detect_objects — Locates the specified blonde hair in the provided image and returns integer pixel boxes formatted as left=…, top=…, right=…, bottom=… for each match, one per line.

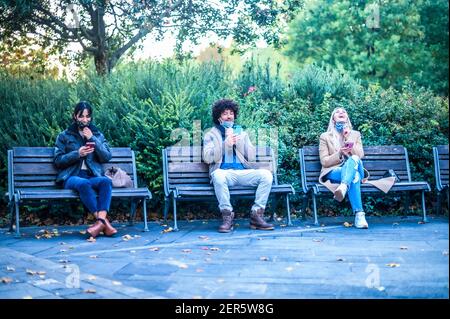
left=326, top=107, right=353, bottom=149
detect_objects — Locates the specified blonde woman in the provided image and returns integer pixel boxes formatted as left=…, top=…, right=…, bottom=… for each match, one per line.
left=318, top=107, right=395, bottom=228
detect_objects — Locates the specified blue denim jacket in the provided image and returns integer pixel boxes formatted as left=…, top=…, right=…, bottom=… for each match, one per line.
left=54, top=123, right=112, bottom=184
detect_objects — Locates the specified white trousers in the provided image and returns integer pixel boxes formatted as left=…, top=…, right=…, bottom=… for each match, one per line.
left=211, top=168, right=273, bottom=212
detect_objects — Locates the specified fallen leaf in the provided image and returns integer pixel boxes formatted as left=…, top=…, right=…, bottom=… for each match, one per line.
left=59, top=249, right=67, bottom=253
left=1, top=277, right=13, bottom=284
left=442, top=251, right=448, bottom=256
left=320, top=224, right=325, bottom=227
left=59, top=242, right=67, bottom=245
left=210, top=247, right=220, bottom=251
left=87, top=275, right=97, bottom=281
left=122, top=234, right=132, bottom=241
left=133, top=235, right=141, bottom=238
left=84, top=289, right=96, bottom=294
left=313, top=238, right=324, bottom=242
left=79, top=230, right=86, bottom=235
left=280, top=224, right=287, bottom=227
left=259, top=256, right=269, bottom=261
left=149, top=247, right=159, bottom=251
left=198, top=236, right=209, bottom=240
left=285, top=267, right=294, bottom=272
left=89, top=255, right=98, bottom=259
left=196, top=268, right=204, bottom=273
left=386, top=263, right=400, bottom=268
left=87, top=237, right=96, bottom=243
left=178, top=263, right=188, bottom=269
left=182, top=249, right=192, bottom=253
left=217, top=278, right=225, bottom=283
left=112, top=281, right=122, bottom=286
left=336, top=258, right=346, bottom=262
left=130, top=250, right=136, bottom=254
left=343, top=222, right=353, bottom=228
left=418, top=221, right=426, bottom=224
left=162, top=227, right=173, bottom=233
left=26, top=269, right=36, bottom=275
left=6, top=266, right=15, bottom=272
left=200, top=246, right=209, bottom=250
left=59, top=260, right=69, bottom=264
left=400, top=246, right=408, bottom=250
left=377, top=286, right=386, bottom=292
left=392, top=223, right=399, bottom=226
left=37, top=271, right=46, bottom=275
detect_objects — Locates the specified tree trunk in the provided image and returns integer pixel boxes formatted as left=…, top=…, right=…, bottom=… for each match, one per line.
left=94, top=51, right=108, bottom=75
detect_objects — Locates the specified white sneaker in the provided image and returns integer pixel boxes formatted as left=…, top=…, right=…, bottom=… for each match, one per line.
left=355, top=212, right=369, bottom=229
left=333, top=183, right=348, bottom=202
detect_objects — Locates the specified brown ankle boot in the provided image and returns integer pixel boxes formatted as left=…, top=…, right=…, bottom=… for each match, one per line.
left=218, top=209, right=234, bottom=233
left=86, top=220, right=105, bottom=238
left=250, top=208, right=274, bottom=230
left=100, top=217, right=117, bottom=236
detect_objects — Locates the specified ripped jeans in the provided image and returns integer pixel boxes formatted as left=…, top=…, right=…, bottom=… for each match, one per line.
left=326, top=155, right=364, bottom=213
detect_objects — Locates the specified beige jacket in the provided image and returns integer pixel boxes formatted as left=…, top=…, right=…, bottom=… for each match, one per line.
left=318, top=130, right=395, bottom=193
left=202, top=126, right=257, bottom=177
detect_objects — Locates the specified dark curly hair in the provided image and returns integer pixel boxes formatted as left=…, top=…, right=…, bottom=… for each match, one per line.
left=211, top=99, right=239, bottom=125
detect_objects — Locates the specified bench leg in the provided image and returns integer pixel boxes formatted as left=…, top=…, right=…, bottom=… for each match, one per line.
left=172, top=196, right=179, bottom=232
left=129, top=200, right=137, bottom=226
left=436, top=191, right=443, bottom=215
left=403, top=195, right=410, bottom=218
left=8, top=200, right=15, bottom=232
left=301, top=195, right=308, bottom=221
left=14, top=194, right=21, bottom=238
left=163, top=196, right=170, bottom=223
left=142, top=198, right=149, bottom=232
left=312, top=193, right=319, bottom=226
left=286, top=194, right=292, bottom=226
left=421, top=191, right=428, bottom=223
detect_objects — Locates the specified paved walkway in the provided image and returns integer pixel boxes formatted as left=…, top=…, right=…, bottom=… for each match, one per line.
left=0, top=215, right=448, bottom=299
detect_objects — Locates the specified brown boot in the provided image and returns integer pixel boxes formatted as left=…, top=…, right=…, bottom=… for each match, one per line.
left=100, top=217, right=117, bottom=236
left=86, top=220, right=105, bottom=238
left=218, top=209, right=234, bottom=233
left=250, top=208, right=274, bottom=230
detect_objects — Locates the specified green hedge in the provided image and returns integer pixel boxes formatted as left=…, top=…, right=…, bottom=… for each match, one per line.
left=0, top=60, right=448, bottom=224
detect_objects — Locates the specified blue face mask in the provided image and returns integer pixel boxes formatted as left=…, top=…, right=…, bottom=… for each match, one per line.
left=335, top=121, right=347, bottom=133
left=220, top=120, right=234, bottom=129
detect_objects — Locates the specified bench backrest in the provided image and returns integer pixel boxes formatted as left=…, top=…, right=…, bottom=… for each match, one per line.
left=299, top=145, right=412, bottom=193
left=162, top=146, right=278, bottom=196
left=433, top=145, right=449, bottom=191
left=7, top=147, right=138, bottom=199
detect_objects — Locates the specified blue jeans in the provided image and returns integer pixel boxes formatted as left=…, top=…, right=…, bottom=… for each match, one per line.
left=326, top=155, right=364, bottom=213
left=64, top=171, right=112, bottom=214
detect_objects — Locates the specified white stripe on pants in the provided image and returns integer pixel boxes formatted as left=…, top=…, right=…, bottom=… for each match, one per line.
left=211, top=168, right=273, bottom=212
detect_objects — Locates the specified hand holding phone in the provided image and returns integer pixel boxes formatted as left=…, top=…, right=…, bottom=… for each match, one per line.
left=85, top=142, right=95, bottom=150
left=344, top=141, right=354, bottom=149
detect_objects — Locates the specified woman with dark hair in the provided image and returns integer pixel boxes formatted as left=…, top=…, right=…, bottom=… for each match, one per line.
left=54, top=101, right=117, bottom=238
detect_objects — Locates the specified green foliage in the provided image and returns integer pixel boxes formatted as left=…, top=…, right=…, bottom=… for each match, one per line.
left=0, top=61, right=448, bottom=223
left=285, top=0, right=449, bottom=95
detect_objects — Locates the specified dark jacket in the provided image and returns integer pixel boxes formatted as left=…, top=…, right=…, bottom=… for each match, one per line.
left=54, top=123, right=112, bottom=184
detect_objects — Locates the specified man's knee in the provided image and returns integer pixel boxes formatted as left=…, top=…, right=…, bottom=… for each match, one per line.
left=212, top=170, right=228, bottom=185
left=77, top=179, right=92, bottom=192
left=259, top=169, right=273, bottom=184
left=99, top=177, right=112, bottom=187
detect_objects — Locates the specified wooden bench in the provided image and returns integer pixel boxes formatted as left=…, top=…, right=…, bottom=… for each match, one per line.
left=299, top=145, right=431, bottom=225
left=162, top=146, right=295, bottom=230
left=6, top=147, right=152, bottom=237
left=433, top=145, right=449, bottom=214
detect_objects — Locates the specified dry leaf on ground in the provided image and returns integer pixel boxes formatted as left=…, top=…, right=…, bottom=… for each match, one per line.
left=386, top=263, right=400, bottom=268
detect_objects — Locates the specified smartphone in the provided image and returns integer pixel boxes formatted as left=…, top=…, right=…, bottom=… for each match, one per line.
left=344, top=141, right=354, bottom=148
left=86, top=142, right=95, bottom=150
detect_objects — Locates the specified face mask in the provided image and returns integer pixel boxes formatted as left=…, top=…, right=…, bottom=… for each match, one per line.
left=77, top=120, right=90, bottom=129
left=335, top=121, right=346, bottom=133
left=220, top=120, right=234, bottom=129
